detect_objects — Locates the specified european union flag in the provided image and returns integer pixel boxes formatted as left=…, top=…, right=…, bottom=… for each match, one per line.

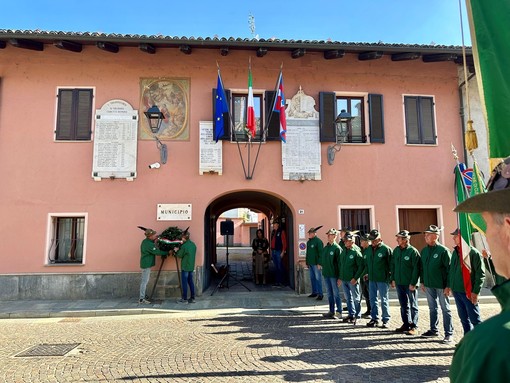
left=214, top=73, right=229, bottom=142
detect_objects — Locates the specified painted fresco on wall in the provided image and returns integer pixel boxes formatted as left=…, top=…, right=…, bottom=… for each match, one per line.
left=139, top=78, right=190, bottom=140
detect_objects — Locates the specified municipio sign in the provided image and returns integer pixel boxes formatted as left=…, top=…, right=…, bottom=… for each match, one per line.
left=157, top=204, right=192, bottom=221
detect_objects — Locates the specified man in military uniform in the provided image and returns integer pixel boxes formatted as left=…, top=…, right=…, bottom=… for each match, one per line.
left=446, top=228, right=485, bottom=335
left=321, top=228, right=342, bottom=319
left=420, top=225, right=453, bottom=343
left=450, top=186, right=510, bottom=382
left=364, top=229, right=393, bottom=328
left=339, top=232, right=364, bottom=323
left=359, top=233, right=372, bottom=317
left=391, top=230, right=421, bottom=335
left=306, top=226, right=324, bottom=300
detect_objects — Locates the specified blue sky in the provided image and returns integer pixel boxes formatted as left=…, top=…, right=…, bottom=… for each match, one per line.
left=1, top=0, right=470, bottom=46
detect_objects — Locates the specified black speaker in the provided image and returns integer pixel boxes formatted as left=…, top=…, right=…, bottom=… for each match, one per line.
left=220, top=220, right=234, bottom=235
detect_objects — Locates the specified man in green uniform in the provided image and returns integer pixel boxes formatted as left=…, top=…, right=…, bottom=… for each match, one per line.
left=321, top=228, right=343, bottom=319
left=339, top=232, right=364, bottom=323
left=175, top=230, right=197, bottom=304
left=139, top=228, right=168, bottom=304
left=450, top=186, right=510, bottom=382
left=364, top=229, right=392, bottom=328
left=420, top=225, right=453, bottom=343
left=391, top=230, right=421, bottom=335
left=359, top=233, right=372, bottom=318
left=446, top=228, right=485, bottom=335
left=306, top=226, right=324, bottom=300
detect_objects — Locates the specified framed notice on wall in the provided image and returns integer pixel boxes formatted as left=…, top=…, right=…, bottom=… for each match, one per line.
left=92, top=99, right=138, bottom=181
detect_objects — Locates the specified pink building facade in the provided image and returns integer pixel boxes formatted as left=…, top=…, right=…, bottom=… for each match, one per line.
left=0, top=30, right=471, bottom=299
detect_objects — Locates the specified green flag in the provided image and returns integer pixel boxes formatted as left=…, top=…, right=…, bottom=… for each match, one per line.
left=468, top=162, right=487, bottom=234
left=455, top=164, right=473, bottom=297
left=466, top=0, right=510, bottom=158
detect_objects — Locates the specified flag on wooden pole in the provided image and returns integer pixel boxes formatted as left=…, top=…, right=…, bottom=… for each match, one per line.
left=465, top=0, right=510, bottom=158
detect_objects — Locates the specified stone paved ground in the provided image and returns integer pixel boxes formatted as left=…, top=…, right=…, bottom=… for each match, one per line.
left=0, top=302, right=502, bottom=383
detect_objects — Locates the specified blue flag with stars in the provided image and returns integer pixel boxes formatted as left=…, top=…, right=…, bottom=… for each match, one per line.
left=214, top=72, right=229, bottom=142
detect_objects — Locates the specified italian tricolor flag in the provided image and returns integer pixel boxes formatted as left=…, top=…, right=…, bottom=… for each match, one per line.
left=246, top=66, right=256, bottom=139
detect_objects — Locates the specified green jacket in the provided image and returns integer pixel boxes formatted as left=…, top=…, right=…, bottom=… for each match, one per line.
left=450, top=280, right=510, bottom=382
left=140, top=238, right=167, bottom=269
left=449, top=246, right=485, bottom=294
left=363, top=242, right=392, bottom=283
left=339, top=247, right=364, bottom=282
left=306, top=236, right=323, bottom=266
left=391, top=244, right=421, bottom=286
left=176, top=239, right=196, bottom=272
left=321, top=242, right=342, bottom=278
left=420, top=243, right=451, bottom=289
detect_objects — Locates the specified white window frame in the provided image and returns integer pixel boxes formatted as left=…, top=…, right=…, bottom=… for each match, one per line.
left=45, top=212, right=88, bottom=266
left=338, top=205, right=376, bottom=232
left=335, top=91, right=370, bottom=145
left=54, top=86, right=96, bottom=142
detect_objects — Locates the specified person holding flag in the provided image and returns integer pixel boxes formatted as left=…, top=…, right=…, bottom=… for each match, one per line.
left=446, top=228, right=485, bottom=335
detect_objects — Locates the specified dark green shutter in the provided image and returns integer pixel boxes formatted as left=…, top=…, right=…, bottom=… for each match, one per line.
left=404, top=96, right=420, bottom=144
left=56, top=89, right=92, bottom=140
left=212, top=88, right=231, bottom=141
left=75, top=89, right=93, bottom=140
left=319, top=92, right=336, bottom=142
left=265, top=91, right=280, bottom=141
left=368, top=94, right=385, bottom=143
left=420, top=97, right=436, bottom=144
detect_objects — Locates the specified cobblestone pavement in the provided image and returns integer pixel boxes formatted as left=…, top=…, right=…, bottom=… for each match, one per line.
left=0, top=302, right=502, bottom=383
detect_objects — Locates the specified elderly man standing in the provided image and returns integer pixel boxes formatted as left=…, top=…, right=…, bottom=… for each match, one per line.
left=445, top=228, right=485, bottom=335
left=139, top=228, right=168, bottom=304
left=359, top=233, right=372, bottom=318
left=339, top=232, right=364, bottom=323
left=450, top=187, right=510, bottom=382
left=420, top=225, right=453, bottom=343
left=306, top=226, right=324, bottom=300
left=270, top=220, right=287, bottom=286
left=391, top=230, right=421, bottom=335
left=321, top=228, right=343, bottom=319
left=364, top=229, right=393, bottom=328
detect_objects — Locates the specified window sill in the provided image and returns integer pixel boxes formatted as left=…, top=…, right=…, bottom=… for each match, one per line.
left=46, top=262, right=85, bottom=266
left=405, top=143, right=438, bottom=147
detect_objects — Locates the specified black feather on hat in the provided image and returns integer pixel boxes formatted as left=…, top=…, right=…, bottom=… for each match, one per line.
left=137, top=226, right=148, bottom=231
left=308, top=225, right=323, bottom=233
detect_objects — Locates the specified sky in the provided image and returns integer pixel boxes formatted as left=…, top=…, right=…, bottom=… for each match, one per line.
left=0, top=0, right=471, bottom=46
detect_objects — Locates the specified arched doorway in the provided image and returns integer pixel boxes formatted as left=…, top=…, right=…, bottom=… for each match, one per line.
left=203, top=190, right=294, bottom=292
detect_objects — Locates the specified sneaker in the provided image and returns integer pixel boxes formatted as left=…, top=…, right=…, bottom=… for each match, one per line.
left=381, top=322, right=389, bottom=329
left=177, top=298, right=188, bottom=304
left=442, top=335, right=453, bottom=344
left=342, top=316, right=354, bottom=323
left=406, top=328, right=419, bottom=336
left=188, top=298, right=196, bottom=304
left=395, top=324, right=410, bottom=333
left=139, top=298, right=151, bottom=304
left=322, top=312, right=335, bottom=319
left=335, top=311, right=343, bottom=319
left=308, top=293, right=318, bottom=298
left=316, top=295, right=323, bottom=301
left=366, top=319, right=379, bottom=327
left=361, top=311, right=371, bottom=318
left=422, top=330, right=439, bottom=337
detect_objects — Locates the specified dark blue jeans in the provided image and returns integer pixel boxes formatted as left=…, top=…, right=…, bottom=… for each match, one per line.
left=453, top=291, right=482, bottom=334
left=396, top=284, right=419, bottom=328
left=181, top=270, right=195, bottom=300
left=271, top=250, right=284, bottom=284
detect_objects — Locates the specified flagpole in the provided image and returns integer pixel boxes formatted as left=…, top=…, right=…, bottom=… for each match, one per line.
left=250, top=66, right=284, bottom=179
left=217, top=63, right=249, bottom=179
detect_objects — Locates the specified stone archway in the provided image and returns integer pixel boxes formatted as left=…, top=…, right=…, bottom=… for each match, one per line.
left=203, top=191, right=294, bottom=292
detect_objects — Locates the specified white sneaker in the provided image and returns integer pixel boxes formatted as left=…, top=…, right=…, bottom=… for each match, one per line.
left=442, top=335, right=453, bottom=344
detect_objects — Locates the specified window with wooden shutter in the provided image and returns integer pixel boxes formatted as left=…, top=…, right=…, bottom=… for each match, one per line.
left=56, top=88, right=93, bottom=141
left=319, top=92, right=336, bottom=142
left=404, top=96, right=436, bottom=145
left=368, top=94, right=385, bottom=143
